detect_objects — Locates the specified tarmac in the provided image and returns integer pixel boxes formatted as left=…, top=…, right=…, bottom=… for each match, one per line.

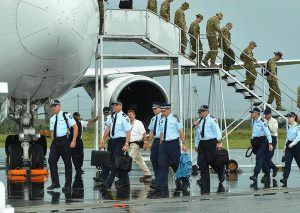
left=1, top=148, right=300, bottom=213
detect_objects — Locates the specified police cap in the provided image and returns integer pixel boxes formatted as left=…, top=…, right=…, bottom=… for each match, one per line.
left=198, top=105, right=209, bottom=112
left=152, top=102, right=161, bottom=109
left=160, top=103, right=171, bottom=109
left=249, top=107, right=261, bottom=113
left=182, top=2, right=189, bottom=9
left=73, top=112, right=80, bottom=116
left=111, top=100, right=122, bottom=105
left=50, top=99, right=60, bottom=107
left=285, top=112, right=297, bottom=117
left=217, top=12, right=223, bottom=19
left=274, top=51, right=283, bottom=59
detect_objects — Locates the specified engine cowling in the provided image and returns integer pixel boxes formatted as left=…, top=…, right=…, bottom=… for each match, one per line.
left=84, top=74, right=169, bottom=125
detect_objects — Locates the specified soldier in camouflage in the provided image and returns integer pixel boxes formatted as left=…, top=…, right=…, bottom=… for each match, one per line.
left=240, top=41, right=257, bottom=90
left=202, top=13, right=224, bottom=68
left=188, top=14, right=204, bottom=66
left=147, top=0, right=157, bottom=14
left=266, top=52, right=286, bottom=111
left=219, top=22, right=234, bottom=74
left=98, top=0, right=104, bottom=35
left=160, top=0, right=173, bottom=22
left=174, top=2, right=189, bottom=54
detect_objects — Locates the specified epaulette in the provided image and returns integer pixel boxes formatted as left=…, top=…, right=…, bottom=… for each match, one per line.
left=122, top=112, right=127, bottom=117
left=173, top=114, right=180, bottom=122
left=211, top=116, right=218, bottom=123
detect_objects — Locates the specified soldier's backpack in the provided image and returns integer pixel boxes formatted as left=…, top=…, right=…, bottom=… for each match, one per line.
left=262, top=59, right=272, bottom=76
left=176, top=153, right=192, bottom=178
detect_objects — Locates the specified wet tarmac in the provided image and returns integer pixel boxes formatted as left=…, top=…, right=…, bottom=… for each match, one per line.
left=1, top=148, right=300, bottom=213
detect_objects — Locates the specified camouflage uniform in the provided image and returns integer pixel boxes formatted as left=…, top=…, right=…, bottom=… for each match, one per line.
left=147, top=0, right=157, bottom=13
left=98, top=0, right=104, bottom=35
left=203, top=16, right=222, bottom=65
left=188, top=20, right=203, bottom=64
left=240, top=47, right=257, bottom=89
left=297, top=86, right=300, bottom=109
left=175, top=8, right=187, bottom=54
left=160, top=0, right=171, bottom=22
left=267, top=58, right=282, bottom=107
left=219, top=26, right=232, bottom=70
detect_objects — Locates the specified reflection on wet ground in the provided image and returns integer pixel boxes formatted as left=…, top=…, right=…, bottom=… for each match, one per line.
left=1, top=149, right=300, bottom=212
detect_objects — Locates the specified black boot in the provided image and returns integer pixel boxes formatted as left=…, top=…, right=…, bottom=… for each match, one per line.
left=272, top=167, right=279, bottom=177
left=175, top=179, right=183, bottom=191
left=249, top=172, right=258, bottom=182
left=280, top=177, right=288, bottom=187
left=261, top=173, right=267, bottom=183
left=264, top=173, right=271, bottom=188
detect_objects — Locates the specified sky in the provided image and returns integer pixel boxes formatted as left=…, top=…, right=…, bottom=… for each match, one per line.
left=57, top=0, right=300, bottom=120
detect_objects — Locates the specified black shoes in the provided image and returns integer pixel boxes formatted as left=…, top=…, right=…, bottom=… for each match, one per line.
left=62, top=185, right=72, bottom=192
left=175, top=179, right=183, bottom=191
left=280, top=177, right=287, bottom=187
left=47, top=184, right=60, bottom=191
left=273, top=167, right=279, bottom=177
left=250, top=173, right=258, bottom=182
left=150, top=182, right=163, bottom=191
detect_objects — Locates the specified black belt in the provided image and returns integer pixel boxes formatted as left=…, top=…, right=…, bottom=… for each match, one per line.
left=163, top=138, right=179, bottom=143
left=200, top=138, right=217, bottom=142
left=253, top=136, right=266, bottom=140
left=129, top=141, right=142, bottom=144
left=110, top=137, right=126, bottom=141
left=55, top=135, right=68, bottom=140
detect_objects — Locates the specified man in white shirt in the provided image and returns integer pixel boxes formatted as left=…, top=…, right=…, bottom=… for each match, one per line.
left=128, top=110, right=152, bottom=182
left=262, top=107, right=279, bottom=180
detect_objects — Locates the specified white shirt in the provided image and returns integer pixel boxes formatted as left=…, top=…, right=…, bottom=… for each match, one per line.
left=79, top=120, right=89, bottom=139
left=266, top=117, right=278, bottom=136
left=130, top=119, right=146, bottom=142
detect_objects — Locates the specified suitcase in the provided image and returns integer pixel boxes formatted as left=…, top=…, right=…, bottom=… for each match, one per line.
left=91, top=150, right=111, bottom=168
left=115, top=152, right=132, bottom=172
left=215, top=148, right=229, bottom=166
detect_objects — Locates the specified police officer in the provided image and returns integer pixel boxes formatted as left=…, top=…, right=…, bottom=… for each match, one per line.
left=150, top=103, right=189, bottom=192
left=261, top=107, right=279, bottom=181
left=47, top=100, right=78, bottom=192
left=93, top=107, right=112, bottom=183
left=249, top=107, right=273, bottom=184
left=99, top=100, right=131, bottom=189
left=194, top=105, right=224, bottom=194
left=71, top=112, right=99, bottom=180
left=147, top=102, right=162, bottom=181
left=280, top=112, right=300, bottom=187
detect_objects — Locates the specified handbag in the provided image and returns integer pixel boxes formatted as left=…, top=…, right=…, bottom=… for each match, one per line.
left=115, top=152, right=132, bottom=172
left=91, top=150, right=111, bottom=168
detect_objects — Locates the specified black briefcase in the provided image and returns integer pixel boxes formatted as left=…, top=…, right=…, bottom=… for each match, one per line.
left=215, top=149, right=229, bottom=166
left=115, top=152, right=132, bottom=172
left=91, top=150, right=111, bottom=168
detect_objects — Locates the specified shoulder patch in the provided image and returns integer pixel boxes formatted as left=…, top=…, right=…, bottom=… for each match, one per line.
left=122, top=112, right=127, bottom=117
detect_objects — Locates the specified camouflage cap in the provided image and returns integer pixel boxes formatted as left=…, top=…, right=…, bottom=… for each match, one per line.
left=274, top=51, right=283, bottom=59
left=182, top=2, right=189, bottom=9
left=217, top=12, right=223, bottom=19
left=196, top=14, right=204, bottom=19
left=249, top=41, right=257, bottom=47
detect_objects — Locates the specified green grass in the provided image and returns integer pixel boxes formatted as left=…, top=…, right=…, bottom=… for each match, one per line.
left=0, top=129, right=287, bottom=149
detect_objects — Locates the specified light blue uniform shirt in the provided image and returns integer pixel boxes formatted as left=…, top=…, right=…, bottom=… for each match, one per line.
left=286, top=123, right=300, bottom=146
left=194, top=114, right=221, bottom=148
left=148, top=113, right=162, bottom=139
left=50, top=111, right=76, bottom=137
left=251, top=117, right=272, bottom=144
left=159, top=114, right=183, bottom=141
left=107, top=111, right=131, bottom=139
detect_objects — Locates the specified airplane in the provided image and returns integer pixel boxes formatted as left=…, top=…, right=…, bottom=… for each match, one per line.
left=1, top=0, right=300, bottom=175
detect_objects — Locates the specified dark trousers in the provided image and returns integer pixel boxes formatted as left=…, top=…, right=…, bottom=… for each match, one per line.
left=104, top=137, right=129, bottom=187
left=262, top=136, right=277, bottom=173
left=254, top=138, right=269, bottom=174
left=156, top=139, right=181, bottom=188
left=197, top=139, right=224, bottom=193
left=71, top=139, right=84, bottom=178
left=150, top=138, right=160, bottom=179
left=48, top=136, right=72, bottom=186
left=283, top=142, right=300, bottom=178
